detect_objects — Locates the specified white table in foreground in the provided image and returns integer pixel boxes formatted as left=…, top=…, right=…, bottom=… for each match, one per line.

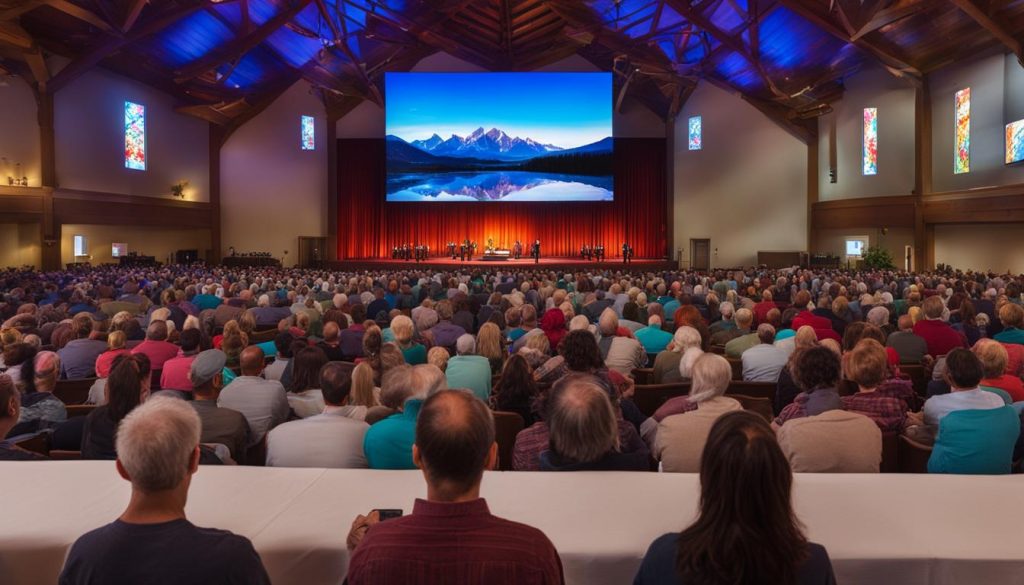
left=2, top=462, right=1023, bottom=585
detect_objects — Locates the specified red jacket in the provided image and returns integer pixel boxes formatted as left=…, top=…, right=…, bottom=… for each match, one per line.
left=912, top=319, right=967, bottom=357
left=792, top=311, right=831, bottom=332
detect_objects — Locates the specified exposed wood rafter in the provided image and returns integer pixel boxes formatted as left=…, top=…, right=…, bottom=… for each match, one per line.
left=947, top=0, right=1024, bottom=66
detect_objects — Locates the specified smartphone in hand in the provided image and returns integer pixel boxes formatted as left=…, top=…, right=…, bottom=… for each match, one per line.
left=374, top=509, right=403, bottom=521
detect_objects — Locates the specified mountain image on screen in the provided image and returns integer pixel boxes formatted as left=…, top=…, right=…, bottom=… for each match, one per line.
left=385, top=72, right=614, bottom=202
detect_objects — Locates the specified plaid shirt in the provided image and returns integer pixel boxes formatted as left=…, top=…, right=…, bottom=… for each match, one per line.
left=774, top=391, right=812, bottom=426
left=841, top=378, right=914, bottom=432
left=512, top=419, right=647, bottom=471
left=653, top=396, right=699, bottom=422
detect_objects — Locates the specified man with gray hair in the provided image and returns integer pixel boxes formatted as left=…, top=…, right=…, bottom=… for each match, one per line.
left=887, top=315, right=929, bottom=364
left=708, top=301, right=736, bottom=336
left=363, top=364, right=448, bottom=469
left=444, top=334, right=492, bottom=402
left=720, top=308, right=755, bottom=355
left=741, top=324, right=788, bottom=382
left=251, top=294, right=292, bottom=328
left=597, top=308, right=646, bottom=377
left=59, top=396, right=271, bottom=585
left=635, top=314, right=673, bottom=354
left=539, top=374, right=649, bottom=471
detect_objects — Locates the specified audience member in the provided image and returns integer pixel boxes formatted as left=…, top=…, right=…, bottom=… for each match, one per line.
left=11, top=350, right=66, bottom=436
left=597, top=309, right=646, bottom=377
left=840, top=339, right=913, bottom=432
left=346, top=390, right=563, bottom=585
left=652, top=326, right=701, bottom=384
left=59, top=396, right=271, bottom=584
left=886, top=314, right=929, bottom=363
left=635, top=411, right=835, bottom=585
left=445, top=334, right=492, bottom=402
left=722, top=308, right=757, bottom=357
left=82, top=354, right=150, bottom=459
left=635, top=315, right=672, bottom=355
left=189, top=349, right=250, bottom=464
left=263, top=332, right=294, bottom=382
left=286, top=346, right=329, bottom=419
left=58, top=313, right=106, bottom=379
left=655, top=354, right=742, bottom=472
left=363, top=365, right=447, bottom=469
left=391, top=315, right=426, bottom=365
left=913, top=296, right=967, bottom=357
left=0, top=375, right=46, bottom=459
left=490, top=354, right=540, bottom=427
left=218, top=346, right=289, bottom=445
left=267, top=363, right=369, bottom=468
left=741, top=324, right=788, bottom=382
left=159, top=328, right=201, bottom=393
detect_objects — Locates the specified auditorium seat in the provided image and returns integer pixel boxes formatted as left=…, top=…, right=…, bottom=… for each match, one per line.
left=630, top=368, right=654, bottom=385
left=493, top=411, right=525, bottom=471
left=65, top=405, right=97, bottom=419
left=726, top=357, right=742, bottom=380
left=632, top=383, right=691, bottom=417
left=14, top=433, right=49, bottom=457
left=900, top=364, right=928, bottom=397
left=251, top=329, right=278, bottom=344
left=48, top=450, right=82, bottom=460
left=150, top=370, right=162, bottom=391
left=725, top=381, right=775, bottom=404
left=53, top=379, right=96, bottom=405
left=880, top=431, right=899, bottom=473
left=729, top=394, right=772, bottom=422
left=898, top=435, right=933, bottom=474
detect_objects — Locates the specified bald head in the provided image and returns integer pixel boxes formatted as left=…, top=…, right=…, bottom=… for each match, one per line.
left=240, top=346, right=265, bottom=376
left=322, top=321, right=340, bottom=342
left=414, top=390, right=496, bottom=498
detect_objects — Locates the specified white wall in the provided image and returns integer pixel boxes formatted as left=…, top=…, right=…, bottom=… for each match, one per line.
left=60, top=223, right=211, bottom=266
left=0, top=78, right=41, bottom=187
left=54, top=67, right=209, bottom=201
left=674, top=82, right=807, bottom=268
left=934, top=223, right=1024, bottom=273
left=818, top=66, right=916, bottom=200
left=930, top=53, right=1024, bottom=192
left=335, top=51, right=665, bottom=138
left=220, top=81, right=327, bottom=260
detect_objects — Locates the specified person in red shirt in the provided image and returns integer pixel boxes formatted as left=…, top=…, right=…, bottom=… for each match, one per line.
left=346, top=390, right=564, bottom=585
left=912, top=296, right=967, bottom=358
left=753, top=290, right=777, bottom=325
left=160, top=329, right=202, bottom=393
left=130, top=320, right=181, bottom=371
left=975, top=339, right=1024, bottom=402
left=94, top=331, right=130, bottom=378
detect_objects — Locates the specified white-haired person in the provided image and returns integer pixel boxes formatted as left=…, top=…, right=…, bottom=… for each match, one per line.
left=741, top=324, right=788, bottom=383
left=597, top=308, right=646, bottom=378
left=444, top=334, right=492, bottom=402
left=390, top=315, right=426, bottom=365
left=708, top=301, right=736, bottom=336
left=654, top=353, right=743, bottom=472
left=652, top=326, right=702, bottom=384
left=59, top=396, right=270, bottom=584
left=635, top=314, right=673, bottom=355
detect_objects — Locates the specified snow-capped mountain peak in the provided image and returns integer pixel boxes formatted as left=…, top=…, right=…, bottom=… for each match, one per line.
left=412, top=127, right=564, bottom=160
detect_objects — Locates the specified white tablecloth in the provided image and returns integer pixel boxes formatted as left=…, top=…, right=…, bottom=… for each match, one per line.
left=2, top=462, right=1023, bottom=585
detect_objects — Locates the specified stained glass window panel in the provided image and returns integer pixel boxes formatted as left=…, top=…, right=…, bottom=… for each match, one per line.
left=688, top=116, right=702, bottom=151
left=301, top=115, right=315, bottom=150
left=124, top=101, right=146, bottom=171
left=954, top=88, right=970, bottom=174
left=863, top=107, right=877, bottom=176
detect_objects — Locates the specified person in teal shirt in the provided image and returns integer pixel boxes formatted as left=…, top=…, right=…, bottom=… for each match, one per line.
left=363, top=399, right=423, bottom=469
left=928, top=406, right=1020, bottom=474
left=390, top=315, right=426, bottom=365
left=635, top=316, right=673, bottom=355
left=445, top=335, right=493, bottom=402
left=191, top=286, right=222, bottom=312
left=993, top=304, right=1024, bottom=344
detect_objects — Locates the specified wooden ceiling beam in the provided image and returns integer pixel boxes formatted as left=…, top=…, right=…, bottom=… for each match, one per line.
left=850, top=0, right=927, bottom=41
left=43, top=0, right=117, bottom=34
left=0, top=20, right=33, bottom=48
left=776, top=0, right=922, bottom=80
left=0, top=1, right=46, bottom=21
left=23, top=45, right=48, bottom=90
left=121, top=0, right=148, bottom=33
left=174, top=0, right=312, bottom=83
left=947, top=0, right=1024, bottom=67
left=47, top=0, right=213, bottom=94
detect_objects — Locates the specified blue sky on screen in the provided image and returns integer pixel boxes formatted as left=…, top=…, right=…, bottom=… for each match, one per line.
left=385, top=72, right=611, bottom=149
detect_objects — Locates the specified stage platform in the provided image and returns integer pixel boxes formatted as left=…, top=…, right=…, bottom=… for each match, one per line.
left=328, top=257, right=676, bottom=272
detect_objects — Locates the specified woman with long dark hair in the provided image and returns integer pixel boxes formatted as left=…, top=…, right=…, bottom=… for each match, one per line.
left=81, top=353, right=150, bottom=459
left=635, top=410, right=836, bottom=585
left=287, top=346, right=329, bottom=418
left=490, top=353, right=539, bottom=426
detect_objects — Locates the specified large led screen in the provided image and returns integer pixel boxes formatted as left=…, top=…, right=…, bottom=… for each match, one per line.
left=385, top=72, right=613, bottom=202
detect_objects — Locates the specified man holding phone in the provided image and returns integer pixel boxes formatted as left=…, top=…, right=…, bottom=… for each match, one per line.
left=346, top=390, right=564, bottom=584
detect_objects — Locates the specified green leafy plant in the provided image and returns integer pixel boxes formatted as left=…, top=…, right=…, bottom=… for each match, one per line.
left=171, top=180, right=189, bottom=198
left=861, top=246, right=895, bottom=270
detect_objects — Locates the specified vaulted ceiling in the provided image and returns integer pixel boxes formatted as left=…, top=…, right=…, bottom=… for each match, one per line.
left=2, top=0, right=1024, bottom=142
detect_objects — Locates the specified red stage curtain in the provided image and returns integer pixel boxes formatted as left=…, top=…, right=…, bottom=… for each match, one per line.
left=337, top=138, right=667, bottom=259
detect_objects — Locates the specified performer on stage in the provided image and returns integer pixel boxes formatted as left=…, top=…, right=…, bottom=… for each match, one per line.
left=513, top=240, right=523, bottom=260
left=581, top=244, right=590, bottom=261
left=595, top=244, right=604, bottom=261
left=622, top=242, right=632, bottom=264
left=531, top=239, right=541, bottom=264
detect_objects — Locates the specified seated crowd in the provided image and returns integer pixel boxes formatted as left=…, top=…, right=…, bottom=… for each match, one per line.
left=2, top=262, right=1023, bottom=582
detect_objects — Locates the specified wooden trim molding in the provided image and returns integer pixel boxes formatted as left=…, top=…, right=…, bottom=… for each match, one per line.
left=52, top=188, right=213, bottom=229
left=812, top=195, right=917, bottom=230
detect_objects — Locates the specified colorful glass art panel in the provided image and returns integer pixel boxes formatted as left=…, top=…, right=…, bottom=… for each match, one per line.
left=124, top=101, right=145, bottom=171
left=1007, top=119, right=1024, bottom=165
left=863, top=107, right=877, bottom=176
left=954, top=88, right=970, bottom=174
left=301, top=115, right=315, bottom=150
left=688, top=116, right=702, bottom=151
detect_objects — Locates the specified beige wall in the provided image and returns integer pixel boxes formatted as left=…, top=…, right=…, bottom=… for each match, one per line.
left=674, top=82, right=807, bottom=268
left=0, top=79, right=41, bottom=187
left=818, top=66, right=916, bottom=201
left=930, top=53, right=1024, bottom=192
left=60, top=224, right=210, bottom=266
left=814, top=227, right=915, bottom=270
left=0, top=223, right=42, bottom=269
left=934, top=224, right=1024, bottom=273
left=220, top=81, right=327, bottom=262
left=54, top=66, right=209, bottom=201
